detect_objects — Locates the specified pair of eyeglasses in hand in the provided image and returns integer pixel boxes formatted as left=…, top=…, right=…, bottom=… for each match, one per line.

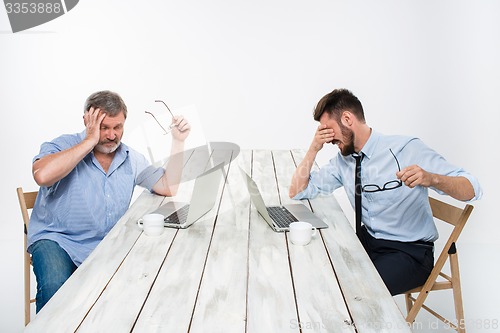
left=144, top=100, right=177, bottom=135
left=362, top=149, right=402, bottom=193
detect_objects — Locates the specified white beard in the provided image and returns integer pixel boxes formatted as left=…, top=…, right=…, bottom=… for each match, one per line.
left=95, top=141, right=120, bottom=154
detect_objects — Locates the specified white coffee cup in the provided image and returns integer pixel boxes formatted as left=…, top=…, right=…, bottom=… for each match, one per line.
left=137, top=213, right=165, bottom=236
left=289, top=221, right=317, bottom=245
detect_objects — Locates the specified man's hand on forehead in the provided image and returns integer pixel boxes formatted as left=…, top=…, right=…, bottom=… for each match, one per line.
left=84, top=107, right=107, bottom=126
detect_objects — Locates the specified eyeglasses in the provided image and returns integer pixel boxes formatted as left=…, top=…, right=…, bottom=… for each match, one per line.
left=154, top=100, right=175, bottom=118
left=144, top=100, right=176, bottom=135
left=362, top=149, right=402, bottom=193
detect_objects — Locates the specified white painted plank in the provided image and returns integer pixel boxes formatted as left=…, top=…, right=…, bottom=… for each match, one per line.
left=76, top=230, right=178, bottom=331
left=25, top=149, right=197, bottom=332
left=246, top=150, right=299, bottom=333
left=131, top=150, right=231, bottom=332
left=27, top=147, right=412, bottom=333
left=273, top=150, right=355, bottom=333
left=189, top=150, right=249, bottom=332
left=24, top=190, right=164, bottom=332
left=291, top=149, right=411, bottom=332
left=78, top=148, right=211, bottom=331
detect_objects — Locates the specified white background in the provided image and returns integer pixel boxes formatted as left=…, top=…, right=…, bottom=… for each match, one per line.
left=1, top=0, right=498, bottom=331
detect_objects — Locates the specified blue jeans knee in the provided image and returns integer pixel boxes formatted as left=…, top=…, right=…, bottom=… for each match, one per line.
left=29, top=239, right=77, bottom=313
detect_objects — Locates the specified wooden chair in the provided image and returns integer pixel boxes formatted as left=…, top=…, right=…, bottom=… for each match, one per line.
left=405, top=196, right=474, bottom=333
left=17, top=187, right=38, bottom=326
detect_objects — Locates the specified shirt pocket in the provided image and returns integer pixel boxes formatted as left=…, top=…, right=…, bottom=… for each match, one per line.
left=364, top=186, right=406, bottom=207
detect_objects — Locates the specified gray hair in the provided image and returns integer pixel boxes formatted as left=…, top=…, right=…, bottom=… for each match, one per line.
left=84, top=90, right=128, bottom=118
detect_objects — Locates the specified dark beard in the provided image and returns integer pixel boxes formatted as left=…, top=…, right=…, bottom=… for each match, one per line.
left=338, top=124, right=355, bottom=156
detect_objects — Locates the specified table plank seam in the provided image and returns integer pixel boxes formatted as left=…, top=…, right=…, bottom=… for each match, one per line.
left=272, top=150, right=304, bottom=331
left=186, top=151, right=234, bottom=332
left=319, top=230, right=356, bottom=329
left=243, top=150, right=255, bottom=333
left=129, top=229, right=180, bottom=331
left=74, top=223, right=146, bottom=332
left=284, top=231, right=304, bottom=332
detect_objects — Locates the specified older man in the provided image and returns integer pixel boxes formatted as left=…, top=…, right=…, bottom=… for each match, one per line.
left=28, top=90, right=190, bottom=311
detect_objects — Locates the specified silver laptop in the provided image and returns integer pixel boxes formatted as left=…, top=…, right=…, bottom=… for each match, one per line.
left=239, top=167, right=328, bottom=232
left=152, top=162, right=224, bottom=229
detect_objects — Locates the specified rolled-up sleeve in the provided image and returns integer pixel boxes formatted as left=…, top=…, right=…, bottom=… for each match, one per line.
left=292, top=173, right=321, bottom=200
left=129, top=149, right=165, bottom=191
left=33, top=133, right=82, bottom=163
left=405, top=138, right=483, bottom=202
left=292, top=157, right=343, bottom=200
left=432, top=170, right=483, bottom=202
left=459, top=174, right=482, bottom=201
left=137, top=165, right=165, bottom=191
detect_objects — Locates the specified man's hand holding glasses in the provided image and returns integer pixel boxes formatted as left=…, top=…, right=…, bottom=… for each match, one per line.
left=170, top=115, right=190, bottom=142
left=145, top=100, right=191, bottom=141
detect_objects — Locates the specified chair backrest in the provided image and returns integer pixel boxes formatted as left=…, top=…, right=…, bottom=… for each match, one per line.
left=17, top=187, right=38, bottom=326
left=429, top=196, right=473, bottom=227
left=406, top=196, right=474, bottom=331
left=429, top=196, right=473, bottom=256
left=17, top=187, right=38, bottom=229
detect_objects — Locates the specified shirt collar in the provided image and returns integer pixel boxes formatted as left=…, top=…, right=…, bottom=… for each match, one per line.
left=358, top=129, right=380, bottom=161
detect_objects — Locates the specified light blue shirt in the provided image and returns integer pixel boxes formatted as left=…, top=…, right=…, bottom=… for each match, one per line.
left=294, top=131, right=482, bottom=242
left=28, top=131, right=165, bottom=265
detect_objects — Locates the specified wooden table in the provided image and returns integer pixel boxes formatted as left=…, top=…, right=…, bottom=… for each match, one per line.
left=25, top=148, right=411, bottom=332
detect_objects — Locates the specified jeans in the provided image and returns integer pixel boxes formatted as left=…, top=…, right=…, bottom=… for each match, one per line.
left=29, top=239, right=77, bottom=313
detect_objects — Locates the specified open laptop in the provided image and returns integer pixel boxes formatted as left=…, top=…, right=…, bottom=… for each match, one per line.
left=239, top=167, right=328, bottom=232
left=151, top=162, right=224, bottom=229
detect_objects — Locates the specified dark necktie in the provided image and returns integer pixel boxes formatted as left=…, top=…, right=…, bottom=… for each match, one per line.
left=353, top=153, right=363, bottom=237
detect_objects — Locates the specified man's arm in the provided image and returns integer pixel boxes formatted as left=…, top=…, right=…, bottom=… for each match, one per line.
left=289, top=124, right=335, bottom=198
left=33, top=108, right=104, bottom=187
left=152, top=116, right=191, bottom=196
left=397, top=165, right=475, bottom=201
left=289, top=149, right=318, bottom=198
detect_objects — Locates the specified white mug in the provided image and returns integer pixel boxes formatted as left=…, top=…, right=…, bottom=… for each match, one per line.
left=289, top=221, right=317, bottom=245
left=137, top=213, right=165, bottom=236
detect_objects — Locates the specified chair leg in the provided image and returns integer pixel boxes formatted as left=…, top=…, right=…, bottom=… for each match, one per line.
left=405, top=293, right=413, bottom=315
left=450, top=252, right=465, bottom=333
left=24, top=295, right=30, bottom=326
left=24, top=246, right=31, bottom=325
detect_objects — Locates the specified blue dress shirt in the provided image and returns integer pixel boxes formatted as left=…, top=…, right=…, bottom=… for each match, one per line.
left=28, top=131, right=165, bottom=265
left=293, top=131, right=482, bottom=242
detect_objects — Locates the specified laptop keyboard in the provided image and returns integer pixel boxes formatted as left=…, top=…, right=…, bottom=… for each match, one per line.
left=266, top=206, right=298, bottom=228
left=164, top=205, right=190, bottom=225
